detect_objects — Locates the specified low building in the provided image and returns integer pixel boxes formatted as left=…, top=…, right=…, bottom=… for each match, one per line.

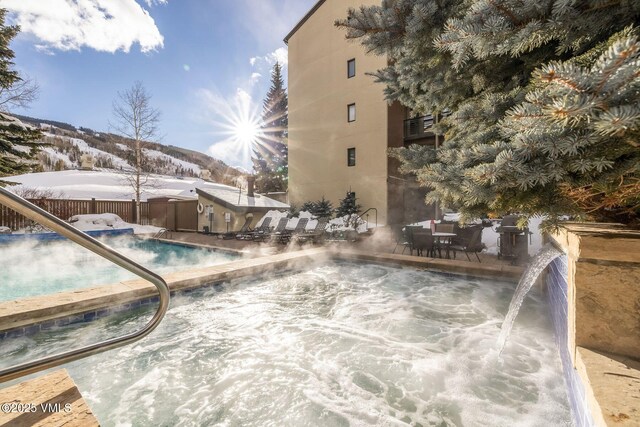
left=195, top=179, right=289, bottom=234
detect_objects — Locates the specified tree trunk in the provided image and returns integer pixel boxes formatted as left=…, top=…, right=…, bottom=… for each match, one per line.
left=135, top=139, right=141, bottom=225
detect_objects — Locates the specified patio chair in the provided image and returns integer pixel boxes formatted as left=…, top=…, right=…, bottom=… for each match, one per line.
left=278, top=217, right=309, bottom=244
left=412, top=230, right=435, bottom=257
left=235, top=217, right=257, bottom=240
left=435, top=223, right=455, bottom=234
left=391, top=225, right=412, bottom=254
left=241, top=216, right=272, bottom=241
left=451, top=227, right=484, bottom=262
left=256, top=217, right=289, bottom=242
left=296, top=217, right=329, bottom=243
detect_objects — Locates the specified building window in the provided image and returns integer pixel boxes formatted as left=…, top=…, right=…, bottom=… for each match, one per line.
left=347, top=148, right=356, bottom=167
left=348, top=103, right=356, bottom=122
left=347, top=59, right=356, bottom=78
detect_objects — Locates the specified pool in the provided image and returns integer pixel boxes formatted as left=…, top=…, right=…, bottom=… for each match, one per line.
left=0, top=262, right=572, bottom=426
left=0, top=237, right=237, bottom=302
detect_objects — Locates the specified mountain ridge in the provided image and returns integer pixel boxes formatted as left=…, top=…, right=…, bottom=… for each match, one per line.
left=12, top=113, right=244, bottom=186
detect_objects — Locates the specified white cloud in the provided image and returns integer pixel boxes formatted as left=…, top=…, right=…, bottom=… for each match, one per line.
left=1, top=0, right=166, bottom=53
left=250, top=47, right=288, bottom=69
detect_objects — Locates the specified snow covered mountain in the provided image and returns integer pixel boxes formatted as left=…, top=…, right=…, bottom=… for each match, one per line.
left=13, top=114, right=243, bottom=186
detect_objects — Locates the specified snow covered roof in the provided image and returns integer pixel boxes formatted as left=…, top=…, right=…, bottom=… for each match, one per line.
left=6, top=170, right=239, bottom=201
left=196, top=187, right=289, bottom=211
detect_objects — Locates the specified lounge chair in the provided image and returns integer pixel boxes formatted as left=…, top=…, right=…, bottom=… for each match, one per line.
left=278, top=217, right=309, bottom=244
left=235, top=217, right=257, bottom=240
left=255, top=217, right=289, bottom=242
left=296, top=217, right=329, bottom=243
left=451, top=227, right=484, bottom=262
left=240, top=216, right=272, bottom=241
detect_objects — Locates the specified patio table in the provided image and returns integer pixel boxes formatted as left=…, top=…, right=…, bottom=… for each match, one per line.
left=432, top=232, right=457, bottom=258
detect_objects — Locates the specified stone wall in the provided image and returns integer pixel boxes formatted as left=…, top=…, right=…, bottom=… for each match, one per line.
left=547, top=223, right=640, bottom=426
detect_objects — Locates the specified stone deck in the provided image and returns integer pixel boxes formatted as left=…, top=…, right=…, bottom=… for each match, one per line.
left=0, top=370, right=98, bottom=427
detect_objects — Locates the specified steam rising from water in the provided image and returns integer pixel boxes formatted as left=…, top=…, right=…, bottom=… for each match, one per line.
left=0, top=237, right=235, bottom=301
left=0, top=263, right=572, bottom=426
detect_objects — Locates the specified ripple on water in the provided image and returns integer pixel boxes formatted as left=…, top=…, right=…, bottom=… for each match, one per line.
left=0, top=263, right=573, bottom=426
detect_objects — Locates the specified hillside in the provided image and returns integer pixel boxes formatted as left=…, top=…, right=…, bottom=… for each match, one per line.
left=13, top=114, right=244, bottom=186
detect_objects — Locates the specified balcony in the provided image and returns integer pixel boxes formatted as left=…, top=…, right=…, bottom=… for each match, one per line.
left=403, top=115, right=435, bottom=141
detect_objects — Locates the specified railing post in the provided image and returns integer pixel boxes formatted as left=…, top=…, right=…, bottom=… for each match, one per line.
left=91, top=198, right=97, bottom=214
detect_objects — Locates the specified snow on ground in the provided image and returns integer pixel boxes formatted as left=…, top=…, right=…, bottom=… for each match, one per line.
left=6, top=170, right=238, bottom=201
left=69, top=213, right=161, bottom=235
left=409, top=215, right=544, bottom=256
left=115, top=143, right=129, bottom=151
left=143, top=148, right=201, bottom=175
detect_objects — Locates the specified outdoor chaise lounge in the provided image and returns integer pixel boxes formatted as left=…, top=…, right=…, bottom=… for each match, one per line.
left=296, top=217, right=329, bottom=244
left=277, top=217, right=309, bottom=244
left=237, top=216, right=272, bottom=240
left=255, top=217, right=289, bottom=242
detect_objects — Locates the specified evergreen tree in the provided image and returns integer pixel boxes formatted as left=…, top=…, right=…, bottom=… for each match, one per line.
left=253, top=62, right=288, bottom=193
left=301, top=196, right=334, bottom=218
left=335, top=191, right=361, bottom=217
left=312, top=196, right=334, bottom=218
left=0, top=9, right=43, bottom=185
left=337, top=1, right=640, bottom=228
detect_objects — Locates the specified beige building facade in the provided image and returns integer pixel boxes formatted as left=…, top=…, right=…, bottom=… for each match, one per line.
left=286, top=0, right=436, bottom=227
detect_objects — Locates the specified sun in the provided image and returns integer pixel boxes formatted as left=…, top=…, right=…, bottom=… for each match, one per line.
left=232, top=118, right=261, bottom=147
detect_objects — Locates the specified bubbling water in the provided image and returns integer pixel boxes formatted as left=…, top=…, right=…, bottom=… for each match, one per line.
left=0, top=263, right=572, bottom=426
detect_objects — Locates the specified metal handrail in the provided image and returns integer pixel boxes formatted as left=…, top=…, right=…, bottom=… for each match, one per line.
left=152, top=228, right=168, bottom=239
left=356, top=208, right=378, bottom=229
left=0, top=187, right=170, bottom=383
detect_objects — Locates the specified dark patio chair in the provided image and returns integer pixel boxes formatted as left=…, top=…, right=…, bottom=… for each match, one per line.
left=296, top=217, right=329, bottom=243
left=256, top=217, right=289, bottom=242
left=451, top=227, right=484, bottom=262
left=404, top=226, right=425, bottom=255
left=435, top=223, right=455, bottom=234
left=391, top=225, right=412, bottom=254
left=279, top=217, right=309, bottom=244
left=242, top=216, right=272, bottom=241
left=412, top=230, right=435, bottom=257
left=235, top=216, right=261, bottom=240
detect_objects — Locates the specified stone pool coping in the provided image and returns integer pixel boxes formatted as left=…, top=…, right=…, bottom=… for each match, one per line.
left=0, top=248, right=523, bottom=335
left=0, top=369, right=98, bottom=426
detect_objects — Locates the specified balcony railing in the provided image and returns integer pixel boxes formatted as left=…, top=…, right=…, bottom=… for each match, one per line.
left=403, top=115, right=435, bottom=141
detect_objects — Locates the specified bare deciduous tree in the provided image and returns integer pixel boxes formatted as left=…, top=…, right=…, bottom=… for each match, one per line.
left=109, top=81, right=160, bottom=224
left=0, top=75, right=39, bottom=112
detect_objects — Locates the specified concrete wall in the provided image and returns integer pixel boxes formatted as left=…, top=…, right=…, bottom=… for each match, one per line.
left=287, top=0, right=390, bottom=224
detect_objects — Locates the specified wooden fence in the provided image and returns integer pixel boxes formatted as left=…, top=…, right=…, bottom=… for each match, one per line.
left=0, top=198, right=151, bottom=230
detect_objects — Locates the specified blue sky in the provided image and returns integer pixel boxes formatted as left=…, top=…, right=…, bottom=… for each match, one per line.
left=1, top=0, right=317, bottom=170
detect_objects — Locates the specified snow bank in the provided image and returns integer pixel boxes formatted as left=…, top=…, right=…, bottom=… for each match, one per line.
left=69, top=213, right=161, bottom=235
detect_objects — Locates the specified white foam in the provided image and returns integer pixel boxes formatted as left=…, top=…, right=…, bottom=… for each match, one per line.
left=0, top=263, right=572, bottom=426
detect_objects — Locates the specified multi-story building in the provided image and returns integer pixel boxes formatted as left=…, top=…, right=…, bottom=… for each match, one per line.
left=285, top=0, right=439, bottom=226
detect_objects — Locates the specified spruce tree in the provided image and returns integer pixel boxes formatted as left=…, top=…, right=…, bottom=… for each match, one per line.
left=253, top=62, right=288, bottom=193
left=337, top=1, right=640, bottom=228
left=312, top=196, right=334, bottom=219
left=0, top=9, right=43, bottom=185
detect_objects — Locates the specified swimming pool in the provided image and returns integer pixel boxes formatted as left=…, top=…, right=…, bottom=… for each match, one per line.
left=0, top=262, right=572, bottom=426
left=0, top=237, right=237, bottom=302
